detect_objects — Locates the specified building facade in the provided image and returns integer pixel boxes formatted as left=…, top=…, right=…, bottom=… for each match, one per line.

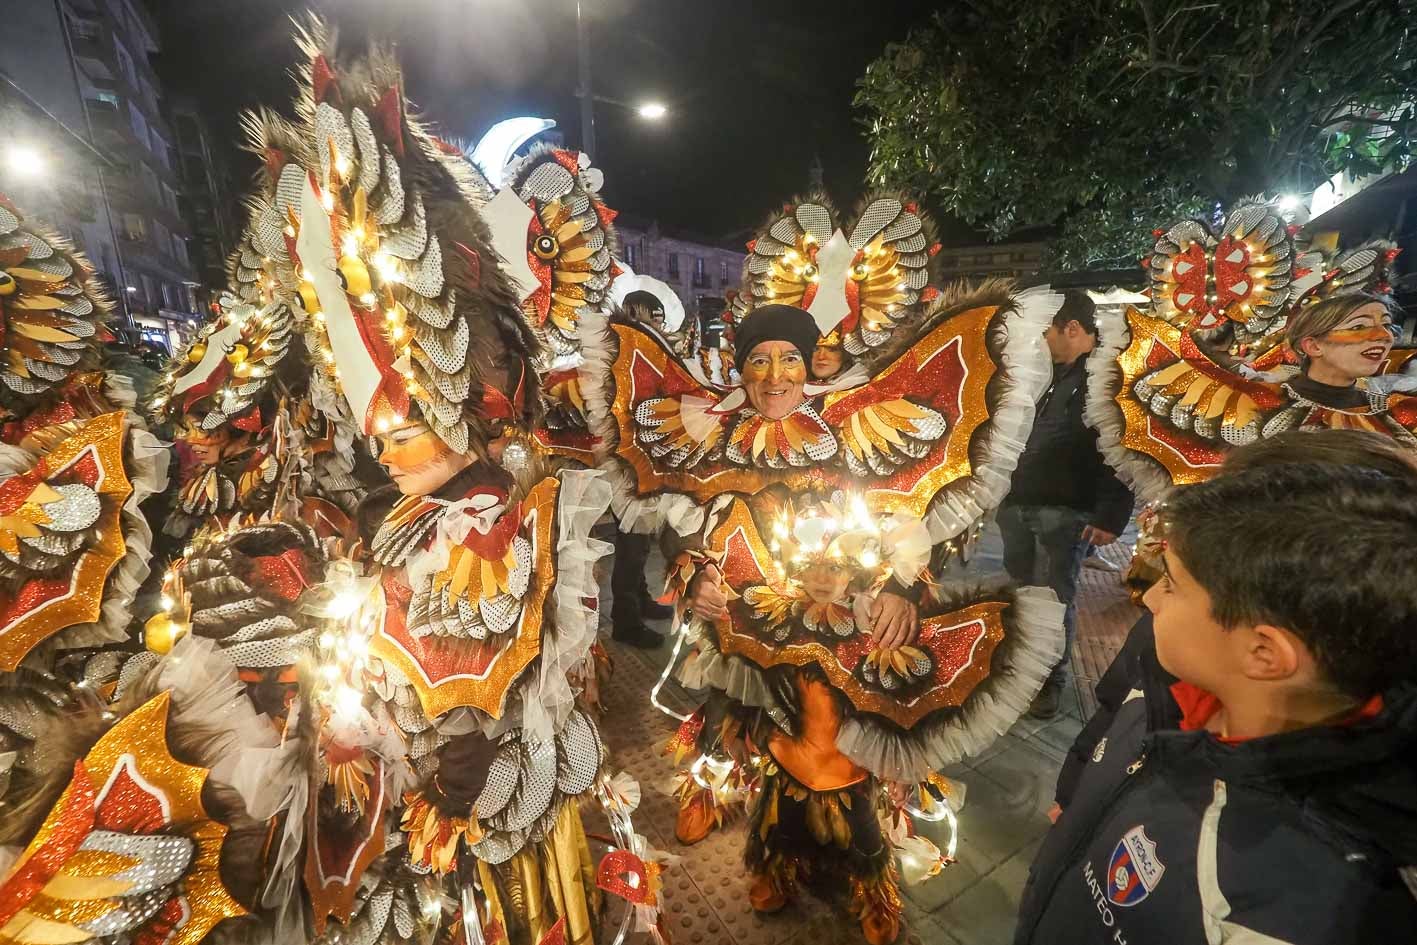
left=614, top=218, right=746, bottom=330
left=171, top=97, right=235, bottom=306
left=933, top=240, right=1047, bottom=284
left=0, top=0, right=205, bottom=351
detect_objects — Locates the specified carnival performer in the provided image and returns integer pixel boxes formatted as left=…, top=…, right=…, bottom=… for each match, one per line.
left=1087, top=199, right=1414, bottom=505
left=583, top=188, right=1067, bottom=944
left=236, top=24, right=658, bottom=945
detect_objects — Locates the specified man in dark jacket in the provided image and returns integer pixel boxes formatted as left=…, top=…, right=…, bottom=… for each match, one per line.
left=999, top=290, right=1133, bottom=718
left=1015, top=460, right=1417, bottom=945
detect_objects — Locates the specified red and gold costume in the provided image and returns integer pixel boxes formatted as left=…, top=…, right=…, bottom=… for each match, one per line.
left=1086, top=199, right=1413, bottom=503
left=583, top=191, right=1068, bottom=943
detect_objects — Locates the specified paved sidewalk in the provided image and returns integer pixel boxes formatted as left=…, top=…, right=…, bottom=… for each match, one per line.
left=599, top=523, right=1141, bottom=945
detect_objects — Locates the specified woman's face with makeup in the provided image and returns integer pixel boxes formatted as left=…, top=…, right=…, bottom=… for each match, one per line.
left=374, top=419, right=472, bottom=496
left=1302, top=302, right=1396, bottom=384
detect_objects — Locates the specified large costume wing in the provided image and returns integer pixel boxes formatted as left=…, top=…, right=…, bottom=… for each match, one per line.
left=0, top=412, right=138, bottom=670
left=687, top=497, right=1063, bottom=782
left=820, top=282, right=1057, bottom=540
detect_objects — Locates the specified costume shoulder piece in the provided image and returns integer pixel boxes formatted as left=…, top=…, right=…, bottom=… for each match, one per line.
left=741, top=193, right=941, bottom=358
left=583, top=280, right=1059, bottom=543
left=1088, top=198, right=1410, bottom=504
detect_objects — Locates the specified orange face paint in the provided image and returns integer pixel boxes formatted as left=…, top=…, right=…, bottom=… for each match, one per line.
left=376, top=423, right=450, bottom=474
left=1321, top=324, right=1395, bottom=345
left=742, top=346, right=807, bottom=384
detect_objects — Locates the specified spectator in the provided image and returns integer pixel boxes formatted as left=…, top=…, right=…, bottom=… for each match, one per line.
left=1016, top=451, right=1417, bottom=944
left=998, top=290, right=1133, bottom=718
left=609, top=292, right=675, bottom=647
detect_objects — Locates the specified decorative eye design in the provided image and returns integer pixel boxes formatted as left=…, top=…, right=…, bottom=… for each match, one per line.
left=0, top=270, right=15, bottom=296
left=532, top=233, right=560, bottom=261
left=186, top=341, right=207, bottom=364
left=802, top=263, right=820, bottom=282
left=297, top=281, right=322, bottom=315
left=338, top=254, right=372, bottom=297
left=850, top=262, right=871, bottom=282
left=225, top=343, right=250, bottom=366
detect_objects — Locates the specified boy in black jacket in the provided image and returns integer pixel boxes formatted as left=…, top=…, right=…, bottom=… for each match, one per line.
left=1015, top=455, right=1417, bottom=944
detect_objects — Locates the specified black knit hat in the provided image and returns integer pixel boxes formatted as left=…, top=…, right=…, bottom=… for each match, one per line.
left=733, top=304, right=819, bottom=371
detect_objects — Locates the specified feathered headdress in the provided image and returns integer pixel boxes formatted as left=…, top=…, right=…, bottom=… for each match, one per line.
left=0, top=196, right=108, bottom=423
left=740, top=193, right=942, bottom=357
left=1146, top=197, right=1400, bottom=355
left=481, top=145, right=620, bottom=356
left=244, top=19, right=540, bottom=455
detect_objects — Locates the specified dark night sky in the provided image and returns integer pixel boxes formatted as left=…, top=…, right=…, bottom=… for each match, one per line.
left=147, top=0, right=966, bottom=247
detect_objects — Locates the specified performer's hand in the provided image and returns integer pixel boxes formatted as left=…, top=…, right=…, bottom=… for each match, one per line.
left=1081, top=525, right=1118, bottom=546
left=688, top=564, right=728, bottom=621
left=870, top=591, right=918, bottom=650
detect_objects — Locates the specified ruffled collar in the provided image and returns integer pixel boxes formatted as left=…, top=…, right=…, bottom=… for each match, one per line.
left=723, top=401, right=838, bottom=468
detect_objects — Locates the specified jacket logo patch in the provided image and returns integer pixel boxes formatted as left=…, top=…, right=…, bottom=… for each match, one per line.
left=1107, top=825, right=1165, bottom=907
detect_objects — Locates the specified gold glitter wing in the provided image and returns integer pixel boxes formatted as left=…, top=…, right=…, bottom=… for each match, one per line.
left=0, top=198, right=108, bottom=407
left=0, top=411, right=133, bottom=672
left=0, top=692, right=244, bottom=945
left=830, top=398, right=949, bottom=478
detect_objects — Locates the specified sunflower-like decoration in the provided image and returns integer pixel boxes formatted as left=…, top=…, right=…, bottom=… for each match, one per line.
left=742, top=194, right=940, bottom=357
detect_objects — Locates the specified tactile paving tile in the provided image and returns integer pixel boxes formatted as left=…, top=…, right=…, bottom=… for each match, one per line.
left=602, top=640, right=907, bottom=944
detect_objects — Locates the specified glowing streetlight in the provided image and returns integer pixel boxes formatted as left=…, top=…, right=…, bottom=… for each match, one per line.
left=636, top=102, right=668, bottom=121
left=6, top=145, right=44, bottom=179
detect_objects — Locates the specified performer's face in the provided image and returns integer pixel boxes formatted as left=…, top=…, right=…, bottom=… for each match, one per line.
left=800, top=560, right=851, bottom=605
left=811, top=344, right=845, bottom=380
left=742, top=341, right=807, bottom=419
left=375, top=419, right=472, bottom=496
left=181, top=417, right=243, bottom=467
left=1301, top=302, right=1395, bottom=385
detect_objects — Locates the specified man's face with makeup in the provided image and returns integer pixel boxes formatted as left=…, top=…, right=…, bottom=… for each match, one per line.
left=375, top=419, right=472, bottom=496
left=742, top=341, right=808, bottom=419
left=1302, top=302, right=1396, bottom=383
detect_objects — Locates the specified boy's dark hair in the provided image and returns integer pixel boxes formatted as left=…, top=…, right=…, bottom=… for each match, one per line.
left=1221, top=428, right=1417, bottom=478
left=1052, top=290, right=1097, bottom=335
left=1165, top=461, right=1417, bottom=698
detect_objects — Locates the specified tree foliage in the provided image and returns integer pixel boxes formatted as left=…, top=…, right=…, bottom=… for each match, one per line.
left=854, top=0, right=1417, bottom=269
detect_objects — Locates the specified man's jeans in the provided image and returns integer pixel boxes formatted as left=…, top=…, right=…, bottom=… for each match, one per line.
left=996, top=504, right=1091, bottom=689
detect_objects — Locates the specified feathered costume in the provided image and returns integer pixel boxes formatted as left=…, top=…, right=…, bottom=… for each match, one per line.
left=581, top=190, right=1066, bottom=943
left=1084, top=199, right=1414, bottom=591
left=237, top=23, right=635, bottom=945
left=153, top=232, right=364, bottom=540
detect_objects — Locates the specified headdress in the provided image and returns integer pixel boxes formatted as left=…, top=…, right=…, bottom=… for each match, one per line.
left=245, top=22, right=539, bottom=455
left=1146, top=197, right=1400, bottom=357
left=610, top=264, right=686, bottom=333
left=741, top=194, right=941, bottom=358
left=0, top=198, right=106, bottom=411
left=481, top=146, right=619, bottom=356
left=731, top=303, right=820, bottom=371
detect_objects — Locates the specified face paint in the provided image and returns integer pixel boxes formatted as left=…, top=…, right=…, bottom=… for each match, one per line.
left=811, top=344, right=845, bottom=380
left=742, top=341, right=809, bottom=420
left=376, top=422, right=448, bottom=472
left=1320, top=324, right=1395, bottom=345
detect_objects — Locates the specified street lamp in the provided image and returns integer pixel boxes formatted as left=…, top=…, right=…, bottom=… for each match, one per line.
left=6, top=144, right=44, bottom=179
left=636, top=102, right=668, bottom=121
